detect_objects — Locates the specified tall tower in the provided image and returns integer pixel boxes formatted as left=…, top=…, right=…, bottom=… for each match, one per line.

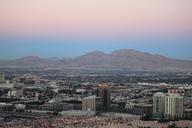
left=97, top=83, right=111, bottom=108
left=153, top=92, right=165, bottom=118
left=0, top=72, right=5, bottom=82
left=164, top=93, right=183, bottom=119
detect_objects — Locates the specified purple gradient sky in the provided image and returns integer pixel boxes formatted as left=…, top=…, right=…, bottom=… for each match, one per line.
left=0, top=0, right=192, bottom=60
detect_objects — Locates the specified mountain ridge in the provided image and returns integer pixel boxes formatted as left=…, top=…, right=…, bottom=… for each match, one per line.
left=0, top=49, right=192, bottom=71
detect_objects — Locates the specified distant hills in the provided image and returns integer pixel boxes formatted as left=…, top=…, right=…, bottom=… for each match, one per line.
left=0, top=49, right=192, bottom=72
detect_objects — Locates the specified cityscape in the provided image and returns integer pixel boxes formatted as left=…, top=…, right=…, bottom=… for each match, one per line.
left=0, top=66, right=192, bottom=127
left=1, top=0, right=192, bottom=128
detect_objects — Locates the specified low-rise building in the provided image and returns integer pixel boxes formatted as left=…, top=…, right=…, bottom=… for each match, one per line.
left=0, top=103, right=13, bottom=112
left=8, top=83, right=24, bottom=97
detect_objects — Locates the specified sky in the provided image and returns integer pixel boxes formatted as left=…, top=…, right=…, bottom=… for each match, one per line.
left=0, top=0, right=192, bottom=60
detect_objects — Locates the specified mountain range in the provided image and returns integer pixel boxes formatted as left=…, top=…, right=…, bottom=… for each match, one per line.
left=0, top=49, right=192, bottom=72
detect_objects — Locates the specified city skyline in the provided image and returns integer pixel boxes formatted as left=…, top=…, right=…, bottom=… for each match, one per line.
left=1, top=1, right=192, bottom=127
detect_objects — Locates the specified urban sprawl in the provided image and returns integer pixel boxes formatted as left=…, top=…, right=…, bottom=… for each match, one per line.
left=0, top=69, right=192, bottom=128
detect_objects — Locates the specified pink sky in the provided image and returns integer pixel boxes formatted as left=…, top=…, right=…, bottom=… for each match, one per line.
left=0, top=0, right=192, bottom=38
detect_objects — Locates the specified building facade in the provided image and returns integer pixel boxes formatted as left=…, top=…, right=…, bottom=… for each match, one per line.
left=7, top=83, right=24, bottom=97
left=82, top=95, right=102, bottom=111
left=97, top=83, right=111, bottom=108
left=153, top=92, right=184, bottom=120
left=164, top=93, right=183, bottom=119
left=0, top=72, right=5, bottom=82
left=153, top=92, right=165, bottom=118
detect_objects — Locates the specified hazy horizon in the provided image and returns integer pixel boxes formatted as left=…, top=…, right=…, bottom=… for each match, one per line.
left=1, top=0, right=192, bottom=60
left=1, top=47, right=192, bottom=61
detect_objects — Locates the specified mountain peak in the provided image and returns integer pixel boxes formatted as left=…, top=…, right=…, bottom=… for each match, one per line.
left=112, top=49, right=148, bottom=55
left=79, top=51, right=107, bottom=58
left=85, top=50, right=106, bottom=55
left=111, top=49, right=151, bottom=58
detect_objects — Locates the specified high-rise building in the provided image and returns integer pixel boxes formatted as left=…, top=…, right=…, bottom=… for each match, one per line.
left=82, top=95, right=96, bottom=111
left=153, top=92, right=184, bottom=120
left=82, top=95, right=102, bottom=111
left=153, top=92, right=165, bottom=118
left=97, top=83, right=111, bottom=108
left=164, top=93, right=183, bottom=119
left=0, top=72, right=5, bottom=82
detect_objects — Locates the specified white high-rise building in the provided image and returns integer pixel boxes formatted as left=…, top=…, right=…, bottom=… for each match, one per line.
left=153, top=92, right=184, bottom=120
left=153, top=92, right=165, bottom=118
left=82, top=95, right=96, bottom=111
left=82, top=95, right=102, bottom=111
left=164, top=93, right=183, bottom=119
